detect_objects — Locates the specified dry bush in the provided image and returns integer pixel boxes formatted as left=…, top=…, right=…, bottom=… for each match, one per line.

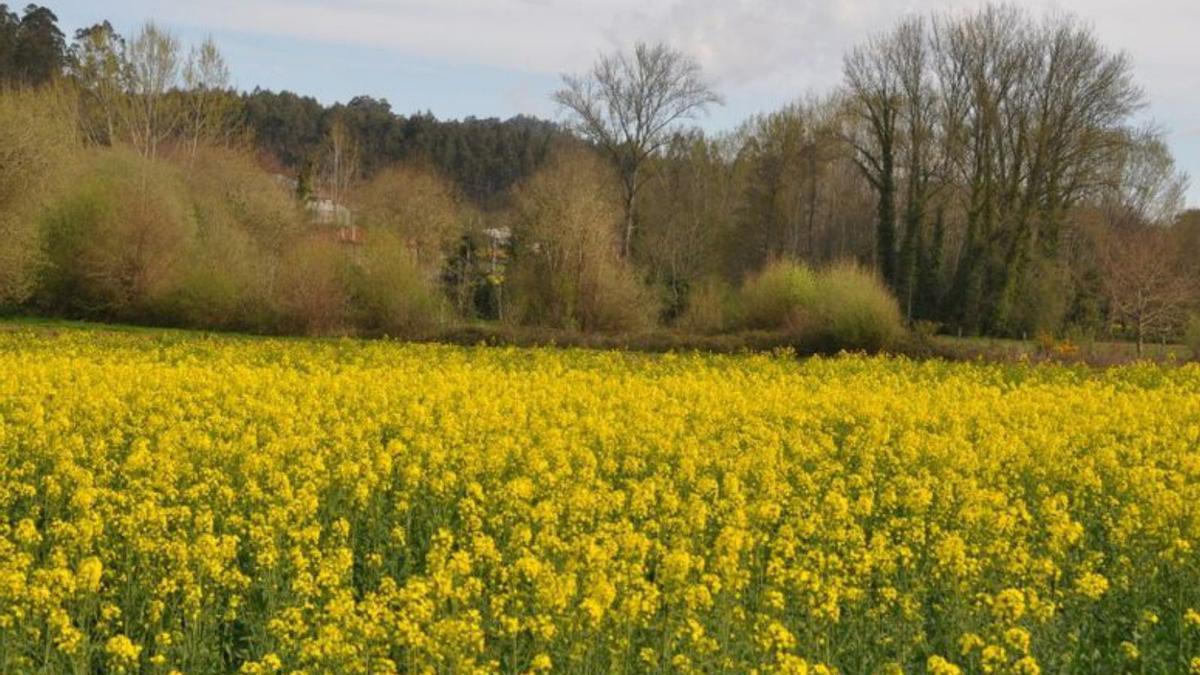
left=577, top=263, right=657, bottom=334
left=275, top=237, right=352, bottom=336
left=675, top=277, right=734, bottom=334
left=507, top=148, right=658, bottom=332
left=0, top=84, right=79, bottom=306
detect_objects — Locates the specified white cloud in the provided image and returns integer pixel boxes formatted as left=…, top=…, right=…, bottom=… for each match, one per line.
left=116, top=0, right=1198, bottom=103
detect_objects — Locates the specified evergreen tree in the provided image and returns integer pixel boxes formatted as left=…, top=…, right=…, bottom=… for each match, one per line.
left=13, top=4, right=64, bottom=85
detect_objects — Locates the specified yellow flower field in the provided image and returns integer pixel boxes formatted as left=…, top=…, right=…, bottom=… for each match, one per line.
left=2, top=326, right=1200, bottom=674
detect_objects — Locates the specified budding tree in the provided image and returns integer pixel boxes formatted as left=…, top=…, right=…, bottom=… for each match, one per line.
left=123, top=21, right=182, bottom=161
left=68, top=21, right=126, bottom=145
left=183, top=36, right=234, bottom=163
left=323, top=115, right=359, bottom=211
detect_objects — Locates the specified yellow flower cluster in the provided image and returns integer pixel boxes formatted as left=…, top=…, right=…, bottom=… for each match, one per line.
left=2, top=326, right=1200, bottom=673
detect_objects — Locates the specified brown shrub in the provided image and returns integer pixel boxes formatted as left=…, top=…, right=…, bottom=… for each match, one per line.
left=275, top=238, right=353, bottom=336
left=506, top=148, right=658, bottom=332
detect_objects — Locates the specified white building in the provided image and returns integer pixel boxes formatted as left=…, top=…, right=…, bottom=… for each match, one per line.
left=306, top=198, right=353, bottom=227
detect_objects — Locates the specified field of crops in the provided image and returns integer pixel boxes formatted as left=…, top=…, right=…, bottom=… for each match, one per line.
left=2, top=326, right=1200, bottom=673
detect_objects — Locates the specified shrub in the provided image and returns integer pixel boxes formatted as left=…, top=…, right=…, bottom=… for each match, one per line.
left=1186, top=314, right=1200, bottom=362
left=912, top=320, right=941, bottom=340
left=675, top=277, right=734, bottom=335
left=184, top=145, right=303, bottom=259
left=154, top=227, right=270, bottom=331
left=734, top=260, right=904, bottom=351
left=162, top=146, right=304, bottom=330
left=275, top=238, right=353, bottom=336
left=0, top=84, right=79, bottom=306
left=735, top=259, right=817, bottom=331
left=577, top=263, right=657, bottom=334
left=349, top=232, right=448, bottom=337
left=38, top=148, right=193, bottom=320
left=36, top=144, right=307, bottom=331
left=353, top=164, right=467, bottom=269
left=810, top=263, right=905, bottom=351
left=507, top=148, right=659, bottom=333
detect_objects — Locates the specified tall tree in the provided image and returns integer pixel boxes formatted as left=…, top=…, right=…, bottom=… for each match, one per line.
left=638, top=130, right=737, bottom=315
left=735, top=98, right=868, bottom=275
left=322, top=114, right=360, bottom=211
left=182, top=36, right=235, bottom=163
left=889, top=17, right=940, bottom=320
left=844, top=32, right=901, bottom=291
left=1100, top=127, right=1189, bottom=229
left=991, top=11, right=1140, bottom=331
left=68, top=21, right=126, bottom=144
left=123, top=21, right=182, bottom=161
left=554, top=42, right=722, bottom=258
left=9, top=4, right=64, bottom=85
left=926, top=5, right=1141, bottom=333
left=0, top=5, right=18, bottom=82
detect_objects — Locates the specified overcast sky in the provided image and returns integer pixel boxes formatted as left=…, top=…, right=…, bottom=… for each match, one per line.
left=51, top=0, right=1199, bottom=206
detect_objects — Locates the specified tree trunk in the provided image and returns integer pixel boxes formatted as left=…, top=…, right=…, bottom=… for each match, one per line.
left=1136, top=317, right=1144, bottom=358
left=877, top=157, right=896, bottom=290
left=622, top=168, right=638, bottom=259
left=902, top=201, right=916, bottom=319
left=806, top=148, right=818, bottom=260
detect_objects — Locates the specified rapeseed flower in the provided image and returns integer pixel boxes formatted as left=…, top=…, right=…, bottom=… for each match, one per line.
left=1, top=327, right=1198, bottom=672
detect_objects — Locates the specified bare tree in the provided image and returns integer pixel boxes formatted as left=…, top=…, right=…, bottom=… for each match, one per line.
left=554, top=42, right=722, bottom=259
left=735, top=97, right=864, bottom=274
left=1098, top=225, right=1195, bottom=356
left=182, top=36, right=234, bottom=164
left=1101, top=126, right=1189, bottom=228
left=123, top=21, right=182, bottom=161
left=323, top=115, right=360, bottom=213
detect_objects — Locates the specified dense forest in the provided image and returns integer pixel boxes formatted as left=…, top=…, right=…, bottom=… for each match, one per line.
left=2, top=3, right=1197, bottom=354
